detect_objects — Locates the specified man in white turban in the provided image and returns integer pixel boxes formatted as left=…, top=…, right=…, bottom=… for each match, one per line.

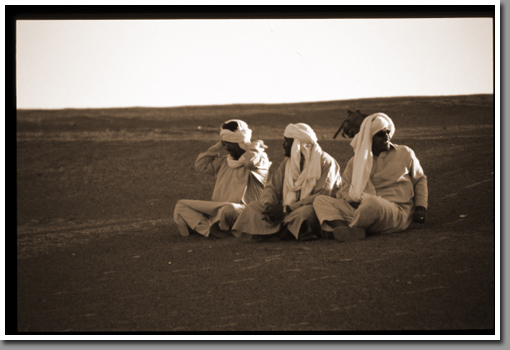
left=232, top=123, right=341, bottom=241
left=173, top=120, right=271, bottom=238
left=313, top=113, right=428, bottom=241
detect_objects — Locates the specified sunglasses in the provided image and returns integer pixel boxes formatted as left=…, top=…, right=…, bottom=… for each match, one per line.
left=374, top=129, right=391, bottom=138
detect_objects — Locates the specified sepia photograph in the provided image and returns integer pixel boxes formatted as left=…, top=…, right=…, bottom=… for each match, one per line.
left=9, top=4, right=499, bottom=339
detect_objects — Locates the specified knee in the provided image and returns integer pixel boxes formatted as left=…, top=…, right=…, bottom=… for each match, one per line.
left=293, top=205, right=317, bottom=223
left=219, top=204, right=239, bottom=220
left=174, top=200, right=186, bottom=214
left=301, top=205, right=316, bottom=218
left=313, top=195, right=330, bottom=210
left=358, top=197, right=383, bottom=217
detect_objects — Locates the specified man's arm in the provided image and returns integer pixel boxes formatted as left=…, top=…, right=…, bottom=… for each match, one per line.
left=259, top=160, right=286, bottom=223
left=194, top=141, right=225, bottom=176
left=409, top=148, right=428, bottom=223
left=243, top=150, right=268, bottom=171
left=334, top=157, right=362, bottom=208
left=259, top=159, right=285, bottom=207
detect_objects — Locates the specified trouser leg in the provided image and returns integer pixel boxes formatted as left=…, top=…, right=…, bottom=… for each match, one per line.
left=173, top=200, right=208, bottom=236
left=216, top=203, right=245, bottom=231
left=313, top=195, right=356, bottom=232
left=351, top=195, right=407, bottom=234
left=283, top=205, right=320, bottom=240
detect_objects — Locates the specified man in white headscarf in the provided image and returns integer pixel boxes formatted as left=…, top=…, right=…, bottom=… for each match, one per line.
left=173, top=120, right=271, bottom=238
left=313, top=113, right=428, bottom=241
left=232, top=123, right=341, bottom=241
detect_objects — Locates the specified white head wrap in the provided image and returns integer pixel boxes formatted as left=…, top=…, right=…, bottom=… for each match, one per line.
left=282, top=123, right=323, bottom=206
left=348, top=113, right=395, bottom=202
left=219, top=119, right=252, bottom=150
left=219, top=119, right=268, bottom=168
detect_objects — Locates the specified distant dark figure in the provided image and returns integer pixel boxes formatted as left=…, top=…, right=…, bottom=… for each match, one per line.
left=333, top=109, right=369, bottom=139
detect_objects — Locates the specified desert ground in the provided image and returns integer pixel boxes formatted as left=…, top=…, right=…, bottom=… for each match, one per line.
left=15, top=95, right=496, bottom=333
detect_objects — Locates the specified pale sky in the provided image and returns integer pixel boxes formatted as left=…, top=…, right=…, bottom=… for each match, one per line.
left=16, top=18, right=494, bottom=109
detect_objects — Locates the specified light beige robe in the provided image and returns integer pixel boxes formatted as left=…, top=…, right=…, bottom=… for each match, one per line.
left=174, top=147, right=270, bottom=237
left=232, top=152, right=341, bottom=239
left=313, top=143, right=428, bottom=234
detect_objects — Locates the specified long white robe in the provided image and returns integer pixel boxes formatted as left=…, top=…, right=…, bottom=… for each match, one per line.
left=232, top=152, right=341, bottom=239
left=313, top=143, right=428, bottom=234
left=173, top=147, right=270, bottom=237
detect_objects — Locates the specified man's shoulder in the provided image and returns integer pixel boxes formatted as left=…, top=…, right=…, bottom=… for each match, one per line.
left=389, top=144, right=417, bottom=159
left=244, top=149, right=263, bottom=158
left=391, top=143, right=414, bottom=153
left=244, top=150, right=269, bottom=165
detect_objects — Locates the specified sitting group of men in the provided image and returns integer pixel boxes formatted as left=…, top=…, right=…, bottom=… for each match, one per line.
left=173, top=112, right=428, bottom=242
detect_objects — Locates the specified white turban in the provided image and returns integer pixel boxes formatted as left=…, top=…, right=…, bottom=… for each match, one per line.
left=282, top=123, right=323, bottom=206
left=348, top=113, right=395, bottom=202
left=219, top=119, right=252, bottom=150
left=219, top=119, right=269, bottom=168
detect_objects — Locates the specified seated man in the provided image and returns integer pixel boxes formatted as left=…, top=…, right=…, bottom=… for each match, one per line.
left=313, top=113, right=428, bottom=241
left=232, top=123, right=341, bottom=241
left=173, top=119, right=271, bottom=238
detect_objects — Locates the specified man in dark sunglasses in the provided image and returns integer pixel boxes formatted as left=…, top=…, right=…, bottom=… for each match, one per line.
left=313, top=113, right=428, bottom=241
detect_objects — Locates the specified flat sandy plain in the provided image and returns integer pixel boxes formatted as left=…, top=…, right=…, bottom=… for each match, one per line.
left=15, top=95, right=496, bottom=333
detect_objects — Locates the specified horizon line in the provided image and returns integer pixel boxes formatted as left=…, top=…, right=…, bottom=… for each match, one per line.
left=16, top=93, right=494, bottom=111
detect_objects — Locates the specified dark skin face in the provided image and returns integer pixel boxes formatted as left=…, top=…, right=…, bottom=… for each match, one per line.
left=372, top=128, right=391, bottom=156
left=222, top=141, right=245, bottom=160
left=259, top=136, right=296, bottom=224
left=283, top=137, right=294, bottom=157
